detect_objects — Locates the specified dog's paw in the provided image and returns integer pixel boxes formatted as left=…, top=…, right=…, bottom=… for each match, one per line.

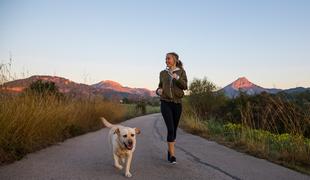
left=125, top=172, right=132, bottom=178
left=114, top=164, right=123, bottom=170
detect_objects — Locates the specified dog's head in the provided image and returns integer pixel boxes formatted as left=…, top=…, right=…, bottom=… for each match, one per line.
left=114, top=127, right=141, bottom=150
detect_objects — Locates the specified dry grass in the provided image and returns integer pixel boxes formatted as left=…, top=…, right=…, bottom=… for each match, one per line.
left=0, top=92, right=128, bottom=164
left=239, top=95, right=310, bottom=136
left=179, top=103, right=209, bottom=136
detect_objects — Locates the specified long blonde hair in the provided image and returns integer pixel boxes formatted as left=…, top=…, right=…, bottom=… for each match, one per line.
left=167, top=52, right=183, bottom=69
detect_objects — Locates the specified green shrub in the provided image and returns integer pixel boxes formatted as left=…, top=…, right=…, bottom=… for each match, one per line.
left=188, top=77, right=228, bottom=120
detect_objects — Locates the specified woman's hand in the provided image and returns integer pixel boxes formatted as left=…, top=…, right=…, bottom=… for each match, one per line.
left=172, top=73, right=180, bottom=80
left=156, top=88, right=163, bottom=96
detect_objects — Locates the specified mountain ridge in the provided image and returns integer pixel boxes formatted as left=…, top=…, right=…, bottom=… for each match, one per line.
left=2, top=75, right=309, bottom=99
left=1, top=75, right=156, bottom=100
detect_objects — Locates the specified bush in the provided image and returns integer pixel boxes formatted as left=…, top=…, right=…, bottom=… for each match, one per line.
left=188, top=77, right=228, bottom=120
left=135, top=101, right=147, bottom=115
left=26, top=80, right=60, bottom=95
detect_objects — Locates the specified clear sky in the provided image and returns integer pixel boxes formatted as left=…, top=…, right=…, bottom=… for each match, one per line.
left=1, top=0, right=309, bottom=90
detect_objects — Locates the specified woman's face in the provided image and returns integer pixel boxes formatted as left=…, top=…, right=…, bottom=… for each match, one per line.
left=165, top=54, right=176, bottom=68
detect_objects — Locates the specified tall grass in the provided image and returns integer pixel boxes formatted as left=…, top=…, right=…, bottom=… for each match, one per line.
left=180, top=97, right=310, bottom=174
left=237, top=93, right=310, bottom=137
left=0, top=92, right=128, bottom=164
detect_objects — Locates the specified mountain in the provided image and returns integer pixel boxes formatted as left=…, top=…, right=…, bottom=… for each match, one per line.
left=1, top=75, right=94, bottom=97
left=92, top=80, right=156, bottom=100
left=282, top=87, right=310, bottom=94
left=92, top=80, right=155, bottom=97
left=1, top=75, right=156, bottom=100
left=221, top=77, right=282, bottom=98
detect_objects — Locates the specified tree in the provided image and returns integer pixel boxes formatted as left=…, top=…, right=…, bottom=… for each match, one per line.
left=26, top=80, right=62, bottom=97
left=188, top=77, right=227, bottom=120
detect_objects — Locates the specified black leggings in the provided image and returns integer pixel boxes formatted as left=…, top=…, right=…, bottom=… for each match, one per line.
left=160, top=100, right=182, bottom=142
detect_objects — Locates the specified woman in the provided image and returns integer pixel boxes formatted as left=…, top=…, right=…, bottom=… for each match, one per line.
left=155, top=52, right=188, bottom=164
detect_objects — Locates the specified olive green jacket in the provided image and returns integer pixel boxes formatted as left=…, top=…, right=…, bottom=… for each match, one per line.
left=156, top=67, right=188, bottom=103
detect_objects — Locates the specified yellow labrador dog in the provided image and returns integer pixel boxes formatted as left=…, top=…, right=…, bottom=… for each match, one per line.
left=101, top=117, right=141, bottom=177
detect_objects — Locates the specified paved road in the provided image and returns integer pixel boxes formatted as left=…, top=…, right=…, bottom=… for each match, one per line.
left=0, top=113, right=309, bottom=180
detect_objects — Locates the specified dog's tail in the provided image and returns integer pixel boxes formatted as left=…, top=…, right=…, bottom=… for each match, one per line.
left=101, top=117, right=114, bottom=128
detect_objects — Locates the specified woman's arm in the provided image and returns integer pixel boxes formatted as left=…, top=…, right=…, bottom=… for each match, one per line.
left=156, top=72, right=163, bottom=96
left=173, top=70, right=188, bottom=90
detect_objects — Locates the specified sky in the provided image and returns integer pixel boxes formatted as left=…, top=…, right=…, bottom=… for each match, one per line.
left=0, top=0, right=309, bottom=90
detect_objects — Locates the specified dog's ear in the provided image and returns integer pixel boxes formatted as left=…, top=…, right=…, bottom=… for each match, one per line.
left=135, top=128, right=141, bottom=134
left=114, top=128, right=120, bottom=135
